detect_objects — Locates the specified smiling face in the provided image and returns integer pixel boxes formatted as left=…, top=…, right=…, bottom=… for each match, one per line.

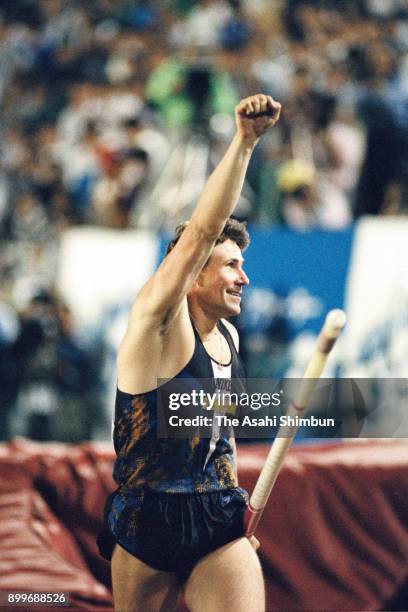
left=188, top=239, right=249, bottom=318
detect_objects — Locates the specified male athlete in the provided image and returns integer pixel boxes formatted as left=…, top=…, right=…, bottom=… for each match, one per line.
left=97, top=94, right=281, bottom=612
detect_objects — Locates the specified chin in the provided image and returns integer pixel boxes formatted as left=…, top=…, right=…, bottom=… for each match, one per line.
left=225, top=305, right=241, bottom=317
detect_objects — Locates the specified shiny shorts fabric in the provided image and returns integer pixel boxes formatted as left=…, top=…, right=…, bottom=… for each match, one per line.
left=97, top=486, right=248, bottom=583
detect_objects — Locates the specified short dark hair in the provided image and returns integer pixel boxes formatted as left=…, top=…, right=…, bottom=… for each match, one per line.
left=165, top=218, right=250, bottom=256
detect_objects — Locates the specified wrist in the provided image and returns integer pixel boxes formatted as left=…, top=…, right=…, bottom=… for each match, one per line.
left=234, top=132, right=259, bottom=153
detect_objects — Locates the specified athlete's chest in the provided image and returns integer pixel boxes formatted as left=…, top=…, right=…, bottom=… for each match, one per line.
left=202, top=331, right=231, bottom=365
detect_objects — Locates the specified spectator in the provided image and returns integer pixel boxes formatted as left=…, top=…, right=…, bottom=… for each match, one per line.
left=8, top=291, right=99, bottom=442
left=276, top=158, right=351, bottom=230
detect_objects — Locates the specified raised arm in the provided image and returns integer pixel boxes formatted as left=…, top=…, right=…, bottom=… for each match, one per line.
left=118, top=95, right=281, bottom=392
left=137, top=94, right=281, bottom=324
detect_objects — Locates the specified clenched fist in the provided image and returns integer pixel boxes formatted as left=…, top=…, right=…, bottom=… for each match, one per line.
left=235, top=94, right=281, bottom=143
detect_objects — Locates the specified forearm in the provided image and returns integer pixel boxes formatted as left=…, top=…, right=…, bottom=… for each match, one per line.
left=133, top=95, right=280, bottom=322
left=191, top=133, right=255, bottom=238
left=190, top=95, right=281, bottom=239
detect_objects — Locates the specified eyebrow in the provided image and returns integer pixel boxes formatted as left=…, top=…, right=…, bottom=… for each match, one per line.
left=226, top=257, right=245, bottom=264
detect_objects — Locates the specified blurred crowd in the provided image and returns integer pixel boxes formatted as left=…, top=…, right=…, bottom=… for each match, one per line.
left=1, top=0, right=408, bottom=441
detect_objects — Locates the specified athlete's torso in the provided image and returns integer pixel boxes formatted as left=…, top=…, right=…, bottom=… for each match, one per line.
left=112, top=320, right=246, bottom=493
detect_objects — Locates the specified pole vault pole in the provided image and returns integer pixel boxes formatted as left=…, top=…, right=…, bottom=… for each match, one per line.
left=245, top=309, right=347, bottom=537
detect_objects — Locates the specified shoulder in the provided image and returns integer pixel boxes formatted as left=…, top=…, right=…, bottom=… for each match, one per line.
left=221, top=318, right=239, bottom=351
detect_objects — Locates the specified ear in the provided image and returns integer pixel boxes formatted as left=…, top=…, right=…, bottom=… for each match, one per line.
left=193, top=267, right=208, bottom=289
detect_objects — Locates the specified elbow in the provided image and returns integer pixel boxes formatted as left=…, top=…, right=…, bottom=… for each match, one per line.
left=189, top=216, right=224, bottom=243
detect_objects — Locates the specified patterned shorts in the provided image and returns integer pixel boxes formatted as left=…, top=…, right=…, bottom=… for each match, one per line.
left=97, top=486, right=248, bottom=583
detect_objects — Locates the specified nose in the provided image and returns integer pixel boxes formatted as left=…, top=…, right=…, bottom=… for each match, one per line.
left=238, top=268, right=249, bottom=286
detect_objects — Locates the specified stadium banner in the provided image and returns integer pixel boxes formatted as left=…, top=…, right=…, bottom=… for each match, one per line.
left=233, top=225, right=355, bottom=378
left=57, top=226, right=158, bottom=332
left=57, top=220, right=408, bottom=378
left=342, top=216, right=408, bottom=378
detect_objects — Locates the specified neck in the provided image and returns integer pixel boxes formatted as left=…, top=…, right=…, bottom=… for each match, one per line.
left=188, top=300, right=220, bottom=339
